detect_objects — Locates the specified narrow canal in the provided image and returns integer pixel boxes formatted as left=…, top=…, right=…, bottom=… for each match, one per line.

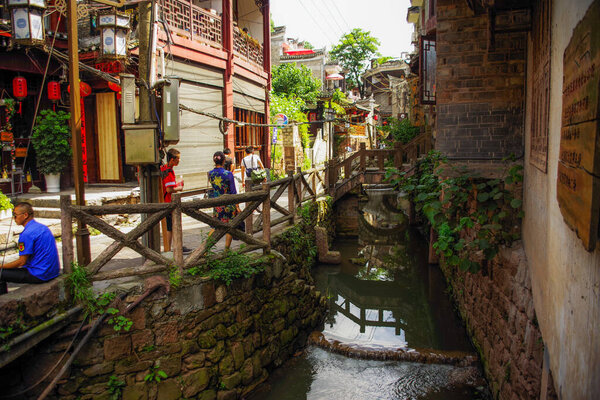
left=251, top=190, right=490, bottom=399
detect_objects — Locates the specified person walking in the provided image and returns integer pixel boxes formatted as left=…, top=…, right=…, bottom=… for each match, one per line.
left=161, top=148, right=191, bottom=253
left=0, top=202, right=59, bottom=295
left=223, top=148, right=235, bottom=172
left=208, top=151, right=240, bottom=250
left=240, top=146, right=264, bottom=192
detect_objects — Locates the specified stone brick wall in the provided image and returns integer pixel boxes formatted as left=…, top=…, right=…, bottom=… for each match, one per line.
left=1, top=259, right=326, bottom=400
left=436, top=0, right=527, bottom=160
left=440, top=242, right=556, bottom=399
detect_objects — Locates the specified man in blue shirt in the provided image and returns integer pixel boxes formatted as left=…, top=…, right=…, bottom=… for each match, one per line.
left=0, top=202, right=60, bottom=294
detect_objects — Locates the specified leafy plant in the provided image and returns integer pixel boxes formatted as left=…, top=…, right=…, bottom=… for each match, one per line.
left=31, top=109, right=72, bottom=175
left=168, top=266, right=182, bottom=289
left=271, top=63, right=322, bottom=104
left=0, top=190, right=13, bottom=211
left=107, top=375, right=125, bottom=400
left=190, top=250, right=265, bottom=286
left=1, top=99, right=16, bottom=131
left=380, top=117, right=420, bottom=144
left=385, top=151, right=524, bottom=273
left=66, top=263, right=116, bottom=315
left=106, top=308, right=133, bottom=332
left=144, top=366, right=168, bottom=383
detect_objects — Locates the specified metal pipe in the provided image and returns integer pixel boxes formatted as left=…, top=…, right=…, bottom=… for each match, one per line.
left=1, top=305, right=83, bottom=351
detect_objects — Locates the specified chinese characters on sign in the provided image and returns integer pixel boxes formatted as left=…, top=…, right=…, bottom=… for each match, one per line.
left=556, top=1, right=600, bottom=251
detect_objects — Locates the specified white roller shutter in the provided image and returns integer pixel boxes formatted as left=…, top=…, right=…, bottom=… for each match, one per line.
left=233, top=77, right=265, bottom=113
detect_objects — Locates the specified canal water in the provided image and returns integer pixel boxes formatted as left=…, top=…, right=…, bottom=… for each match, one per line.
left=250, top=190, right=489, bottom=400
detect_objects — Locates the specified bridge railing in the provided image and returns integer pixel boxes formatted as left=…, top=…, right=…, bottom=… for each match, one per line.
left=326, top=132, right=433, bottom=189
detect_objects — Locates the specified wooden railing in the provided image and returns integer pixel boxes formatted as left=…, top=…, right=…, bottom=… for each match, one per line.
left=326, top=133, right=433, bottom=189
left=161, top=0, right=222, bottom=48
left=60, top=134, right=430, bottom=281
left=233, top=27, right=264, bottom=67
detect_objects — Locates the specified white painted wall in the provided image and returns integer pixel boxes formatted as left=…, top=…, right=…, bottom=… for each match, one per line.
left=522, top=0, right=600, bottom=398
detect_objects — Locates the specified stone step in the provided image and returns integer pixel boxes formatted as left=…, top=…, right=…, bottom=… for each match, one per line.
left=32, top=207, right=62, bottom=219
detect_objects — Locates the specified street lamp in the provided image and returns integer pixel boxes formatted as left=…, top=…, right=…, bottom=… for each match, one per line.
left=7, top=0, right=46, bottom=46
left=98, top=9, right=130, bottom=58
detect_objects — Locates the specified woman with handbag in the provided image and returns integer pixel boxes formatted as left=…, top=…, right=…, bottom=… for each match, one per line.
left=208, top=151, right=242, bottom=250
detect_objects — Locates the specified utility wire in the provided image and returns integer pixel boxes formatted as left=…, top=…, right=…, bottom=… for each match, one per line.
left=318, top=0, right=346, bottom=38
left=330, top=0, right=352, bottom=32
left=297, top=0, right=337, bottom=44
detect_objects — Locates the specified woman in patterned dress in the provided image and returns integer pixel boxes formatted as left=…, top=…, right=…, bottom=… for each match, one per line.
left=208, top=151, right=239, bottom=250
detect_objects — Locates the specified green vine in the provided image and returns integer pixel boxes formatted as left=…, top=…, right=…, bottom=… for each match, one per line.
left=1, top=99, right=16, bottom=132
left=144, top=365, right=167, bottom=383
left=385, top=151, right=524, bottom=273
left=107, top=375, right=125, bottom=400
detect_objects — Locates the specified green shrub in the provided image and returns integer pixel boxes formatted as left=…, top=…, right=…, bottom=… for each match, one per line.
left=0, top=191, right=13, bottom=211
left=31, top=109, right=72, bottom=175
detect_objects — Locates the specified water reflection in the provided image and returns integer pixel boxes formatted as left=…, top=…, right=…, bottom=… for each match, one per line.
left=250, top=189, right=485, bottom=400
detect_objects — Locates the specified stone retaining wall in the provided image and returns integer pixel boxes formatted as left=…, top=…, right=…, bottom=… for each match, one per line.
left=1, top=257, right=326, bottom=400
left=440, top=242, right=556, bottom=399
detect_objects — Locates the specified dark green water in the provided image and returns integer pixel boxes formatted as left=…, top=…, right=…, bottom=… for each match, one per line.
left=250, top=193, right=489, bottom=400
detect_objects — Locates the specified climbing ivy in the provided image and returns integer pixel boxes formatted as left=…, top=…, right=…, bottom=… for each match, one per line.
left=385, top=151, right=524, bottom=273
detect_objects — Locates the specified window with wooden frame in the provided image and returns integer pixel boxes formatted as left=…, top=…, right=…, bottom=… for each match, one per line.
left=420, top=35, right=436, bottom=104
left=529, top=0, right=551, bottom=172
left=234, top=107, right=267, bottom=164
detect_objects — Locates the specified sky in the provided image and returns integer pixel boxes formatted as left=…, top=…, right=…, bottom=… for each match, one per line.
left=270, top=0, right=414, bottom=59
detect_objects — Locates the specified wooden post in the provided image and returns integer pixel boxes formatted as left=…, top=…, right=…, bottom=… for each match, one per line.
left=296, top=167, right=303, bottom=201
left=60, top=195, right=74, bottom=273
left=171, top=193, right=183, bottom=272
left=261, top=183, right=271, bottom=253
left=378, top=151, right=385, bottom=171
left=394, top=142, right=403, bottom=167
left=311, top=166, right=317, bottom=200
left=67, top=0, right=90, bottom=266
left=360, top=142, right=366, bottom=171
left=287, top=170, right=295, bottom=225
left=245, top=180, right=253, bottom=234
left=324, top=161, right=330, bottom=189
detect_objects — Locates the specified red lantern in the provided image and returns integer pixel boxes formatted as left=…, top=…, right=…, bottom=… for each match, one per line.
left=12, top=77, right=27, bottom=114
left=47, top=81, right=61, bottom=101
left=13, top=77, right=27, bottom=100
left=108, top=81, right=121, bottom=92
left=373, top=115, right=378, bottom=121
left=67, top=81, right=92, bottom=98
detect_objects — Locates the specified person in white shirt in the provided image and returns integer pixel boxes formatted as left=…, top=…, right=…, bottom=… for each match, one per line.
left=240, top=146, right=264, bottom=191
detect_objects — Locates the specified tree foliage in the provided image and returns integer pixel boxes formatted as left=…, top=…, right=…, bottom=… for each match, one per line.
left=330, top=28, right=380, bottom=97
left=271, top=63, right=321, bottom=104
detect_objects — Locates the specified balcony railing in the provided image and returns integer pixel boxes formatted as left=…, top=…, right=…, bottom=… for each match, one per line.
left=161, top=0, right=222, bottom=48
left=233, top=27, right=264, bottom=68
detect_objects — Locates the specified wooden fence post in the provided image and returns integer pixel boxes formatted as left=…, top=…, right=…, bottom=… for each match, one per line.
left=360, top=142, right=366, bottom=171
left=394, top=142, right=403, bottom=167
left=245, top=180, right=253, bottom=234
left=172, top=193, right=183, bottom=272
left=296, top=167, right=303, bottom=201
left=261, top=183, right=271, bottom=253
left=60, top=195, right=74, bottom=273
left=324, top=161, right=330, bottom=189
left=287, top=170, right=295, bottom=225
left=311, top=163, right=317, bottom=199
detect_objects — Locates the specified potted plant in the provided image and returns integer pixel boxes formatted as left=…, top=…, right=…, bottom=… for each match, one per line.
left=0, top=190, right=13, bottom=219
left=31, top=109, right=71, bottom=193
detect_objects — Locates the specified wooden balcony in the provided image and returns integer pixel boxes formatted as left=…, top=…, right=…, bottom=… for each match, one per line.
left=160, top=0, right=264, bottom=69
left=162, top=0, right=222, bottom=48
left=233, top=27, right=264, bottom=68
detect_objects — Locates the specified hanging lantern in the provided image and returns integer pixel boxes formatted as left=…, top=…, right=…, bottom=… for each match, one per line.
left=47, top=81, right=60, bottom=102
left=107, top=81, right=120, bottom=92
left=13, top=76, right=27, bottom=114
left=67, top=81, right=92, bottom=97
left=48, top=81, right=60, bottom=111
left=373, top=115, right=378, bottom=121
left=98, top=9, right=131, bottom=58
left=7, top=0, right=46, bottom=46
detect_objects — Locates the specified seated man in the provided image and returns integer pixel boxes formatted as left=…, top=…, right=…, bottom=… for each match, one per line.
left=0, top=202, right=60, bottom=295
